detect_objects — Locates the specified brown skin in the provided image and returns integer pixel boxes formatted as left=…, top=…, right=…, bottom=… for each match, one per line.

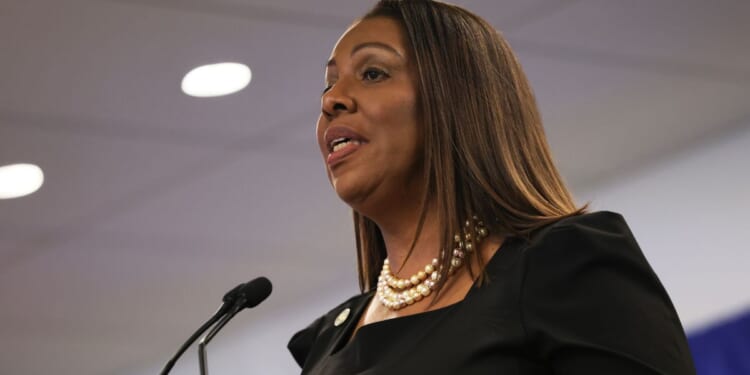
left=318, top=16, right=423, bottom=237
left=317, top=17, right=503, bottom=333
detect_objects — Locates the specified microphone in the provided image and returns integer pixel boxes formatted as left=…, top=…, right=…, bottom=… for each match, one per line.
left=160, top=277, right=273, bottom=375
left=226, top=276, right=273, bottom=309
left=198, top=277, right=272, bottom=375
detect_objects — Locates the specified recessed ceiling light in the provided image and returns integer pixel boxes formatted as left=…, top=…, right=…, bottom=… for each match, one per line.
left=181, top=62, right=252, bottom=98
left=0, top=163, right=44, bottom=199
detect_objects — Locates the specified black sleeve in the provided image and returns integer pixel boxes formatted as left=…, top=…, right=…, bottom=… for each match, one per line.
left=520, top=212, right=696, bottom=374
left=288, top=315, right=326, bottom=368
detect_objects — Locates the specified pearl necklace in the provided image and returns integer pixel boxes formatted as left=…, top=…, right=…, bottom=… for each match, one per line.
left=376, top=217, right=489, bottom=310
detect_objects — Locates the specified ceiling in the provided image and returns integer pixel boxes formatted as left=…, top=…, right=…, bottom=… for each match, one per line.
left=1, top=0, right=749, bottom=374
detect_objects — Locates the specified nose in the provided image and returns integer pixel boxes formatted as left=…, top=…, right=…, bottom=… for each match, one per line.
left=321, top=82, right=356, bottom=120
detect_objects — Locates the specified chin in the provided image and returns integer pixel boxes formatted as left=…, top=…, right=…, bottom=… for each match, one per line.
left=332, top=179, right=361, bottom=205
left=331, top=175, right=373, bottom=210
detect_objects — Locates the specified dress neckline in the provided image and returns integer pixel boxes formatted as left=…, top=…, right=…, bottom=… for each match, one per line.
left=329, top=236, right=518, bottom=357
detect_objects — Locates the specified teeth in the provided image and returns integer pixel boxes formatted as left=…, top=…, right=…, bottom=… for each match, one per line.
left=330, top=137, right=348, bottom=148
left=332, top=139, right=360, bottom=152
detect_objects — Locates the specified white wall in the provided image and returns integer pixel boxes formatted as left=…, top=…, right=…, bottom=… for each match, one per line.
left=577, top=121, right=750, bottom=332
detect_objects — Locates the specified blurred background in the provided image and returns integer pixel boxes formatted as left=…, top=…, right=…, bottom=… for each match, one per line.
left=1, top=0, right=748, bottom=374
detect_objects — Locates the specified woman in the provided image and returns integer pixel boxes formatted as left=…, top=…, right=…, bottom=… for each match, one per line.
left=289, top=1, right=696, bottom=374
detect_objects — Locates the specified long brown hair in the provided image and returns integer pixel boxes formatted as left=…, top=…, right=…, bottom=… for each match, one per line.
left=353, top=0, right=587, bottom=292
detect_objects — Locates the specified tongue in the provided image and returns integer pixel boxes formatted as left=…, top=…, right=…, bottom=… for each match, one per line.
left=335, top=141, right=358, bottom=153
left=328, top=141, right=361, bottom=164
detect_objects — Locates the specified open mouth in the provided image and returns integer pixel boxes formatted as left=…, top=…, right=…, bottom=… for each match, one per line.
left=323, top=126, right=368, bottom=167
left=326, top=136, right=365, bottom=167
left=329, top=137, right=362, bottom=152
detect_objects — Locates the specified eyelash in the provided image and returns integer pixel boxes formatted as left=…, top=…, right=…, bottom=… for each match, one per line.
left=362, top=67, right=388, bottom=82
left=322, top=67, right=390, bottom=94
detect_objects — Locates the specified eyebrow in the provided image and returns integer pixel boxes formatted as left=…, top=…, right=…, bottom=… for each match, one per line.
left=326, top=41, right=403, bottom=67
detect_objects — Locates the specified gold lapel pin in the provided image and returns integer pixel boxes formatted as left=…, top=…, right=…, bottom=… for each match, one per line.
left=334, top=308, right=351, bottom=327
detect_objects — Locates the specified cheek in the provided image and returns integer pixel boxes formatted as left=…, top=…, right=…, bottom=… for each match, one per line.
left=395, top=97, right=422, bottom=168
left=370, top=89, right=417, bottom=126
left=315, top=115, right=327, bottom=157
left=392, top=88, right=418, bottom=126
left=386, top=95, right=420, bottom=150
left=315, top=115, right=335, bottom=184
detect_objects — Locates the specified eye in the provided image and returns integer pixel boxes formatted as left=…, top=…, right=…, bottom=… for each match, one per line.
left=362, top=68, right=388, bottom=82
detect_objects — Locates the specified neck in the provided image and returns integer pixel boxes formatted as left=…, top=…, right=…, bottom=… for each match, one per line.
left=373, top=202, right=442, bottom=278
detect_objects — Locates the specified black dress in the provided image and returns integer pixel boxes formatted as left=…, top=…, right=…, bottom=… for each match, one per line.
left=288, top=211, right=696, bottom=374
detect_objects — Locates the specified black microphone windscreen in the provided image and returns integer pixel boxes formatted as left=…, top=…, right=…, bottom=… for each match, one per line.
left=222, top=282, right=247, bottom=304
left=236, top=277, right=272, bottom=309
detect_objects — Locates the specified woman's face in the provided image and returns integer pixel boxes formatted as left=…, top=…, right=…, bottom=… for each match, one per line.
left=317, top=17, right=422, bottom=214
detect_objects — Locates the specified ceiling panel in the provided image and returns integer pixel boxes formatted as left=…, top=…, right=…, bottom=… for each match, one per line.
left=507, top=0, right=750, bottom=78
left=459, top=0, right=581, bottom=31
left=218, top=0, right=371, bottom=20
left=86, top=150, right=353, bottom=257
left=516, top=54, right=750, bottom=189
left=0, top=122, right=226, bottom=240
left=0, top=0, right=336, bottom=137
left=168, top=0, right=552, bottom=27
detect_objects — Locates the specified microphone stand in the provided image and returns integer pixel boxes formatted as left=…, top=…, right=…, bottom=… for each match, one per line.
left=160, top=304, right=230, bottom=375
left=160, top=277, right=271, bottom=375
left=198, top=297, right=246, bottom=375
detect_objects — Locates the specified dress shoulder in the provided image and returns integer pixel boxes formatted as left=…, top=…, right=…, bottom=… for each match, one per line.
left=518, top=211, right=696, bottom=374
left=288, top=314, right=326, bottom=367
left=287, top=292, right=370, bottom=368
